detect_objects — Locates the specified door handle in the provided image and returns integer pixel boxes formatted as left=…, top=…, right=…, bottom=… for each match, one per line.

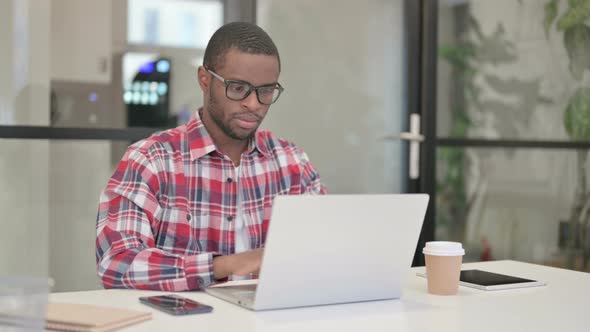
left=380, top=113, right=423, bottom=179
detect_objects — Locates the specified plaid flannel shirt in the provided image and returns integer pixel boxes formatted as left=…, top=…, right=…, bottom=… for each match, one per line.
left=96, top=113, right=326, bottom=291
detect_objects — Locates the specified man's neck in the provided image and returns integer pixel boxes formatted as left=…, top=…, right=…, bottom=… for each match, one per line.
left=200, top=111, right=249, bottom=166
left=215, top=138, right=248, bottom=166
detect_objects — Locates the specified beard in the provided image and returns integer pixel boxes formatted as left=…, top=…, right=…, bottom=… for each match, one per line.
left=206, top=90, right=258, bottom=141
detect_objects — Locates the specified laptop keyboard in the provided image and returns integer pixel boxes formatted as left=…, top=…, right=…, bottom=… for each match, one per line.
left=210, top=284, right=257, bottom=305
left=236, top=291, right=256, bottom=303
left=229, top=285, right=256, bottom=304
left=226, top=284, right=257, bottom=292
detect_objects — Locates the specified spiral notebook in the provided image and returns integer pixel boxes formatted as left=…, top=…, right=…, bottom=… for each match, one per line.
left=46, top=303, right=152, bottom=332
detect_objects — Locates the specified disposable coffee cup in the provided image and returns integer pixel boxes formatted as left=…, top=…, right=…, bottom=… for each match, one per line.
left=423, top=241, right=465, bottom=295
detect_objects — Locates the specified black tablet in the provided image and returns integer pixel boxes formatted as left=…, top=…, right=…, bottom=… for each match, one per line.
left=459, top=269, right=545, bottom=290
left=417, top=269, right=546, bottom=291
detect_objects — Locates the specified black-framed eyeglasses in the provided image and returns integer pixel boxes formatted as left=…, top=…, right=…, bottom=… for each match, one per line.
left=207, top=69, right=284, bottom=105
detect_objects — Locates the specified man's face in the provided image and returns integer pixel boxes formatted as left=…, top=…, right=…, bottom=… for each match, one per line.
left=202, top=48, right=280, bottom=141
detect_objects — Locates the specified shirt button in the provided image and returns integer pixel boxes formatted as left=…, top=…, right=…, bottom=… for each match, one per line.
left=186, top=214, right=191, bottom=221
left=227, top=177, right=233, bottom=183
left=227, top=216, right=234, bottom=222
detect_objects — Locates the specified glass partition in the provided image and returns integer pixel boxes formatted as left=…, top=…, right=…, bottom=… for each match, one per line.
left=436, top=0, right=590, bottom=273
left=0, top=139, right=125, bottom=291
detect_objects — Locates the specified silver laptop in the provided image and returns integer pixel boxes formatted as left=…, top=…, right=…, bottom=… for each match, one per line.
left=205, top=194, right=429, bottom=311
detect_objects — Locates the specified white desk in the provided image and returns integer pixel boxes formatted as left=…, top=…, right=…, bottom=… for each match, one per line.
left=49, top=261, right=589, bottom=332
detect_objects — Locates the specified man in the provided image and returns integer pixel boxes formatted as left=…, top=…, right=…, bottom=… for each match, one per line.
left=96, top=22, right=326, bottom=291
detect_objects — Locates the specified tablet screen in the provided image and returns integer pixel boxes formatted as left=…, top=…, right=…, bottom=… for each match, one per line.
left=460, top=269, right=536, bottom=286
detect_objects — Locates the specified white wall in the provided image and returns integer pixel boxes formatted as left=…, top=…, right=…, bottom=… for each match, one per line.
left=47, top=0, right=115, bottom=291
left=49, top=141, right=112, bottom=291
left=0, top=0, right=51, bottom=278
left=51, top=0, right=112, bottom=83
left=257, top=0, right=407, bottom=194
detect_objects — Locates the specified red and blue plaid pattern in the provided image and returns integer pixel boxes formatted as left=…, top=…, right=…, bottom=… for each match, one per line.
left=96, top=113, right=326, bottom=291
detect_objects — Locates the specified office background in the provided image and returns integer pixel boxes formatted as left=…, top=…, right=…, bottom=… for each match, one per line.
left=1, top=0, right=589, bottom=292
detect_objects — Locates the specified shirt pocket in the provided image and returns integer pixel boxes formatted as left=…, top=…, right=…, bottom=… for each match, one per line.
left=155, top=206, right=193, bottom=255
left=191, top=210, right=229, bottom=254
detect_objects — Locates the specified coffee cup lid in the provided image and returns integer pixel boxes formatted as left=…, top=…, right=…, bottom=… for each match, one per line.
left=422, top=241, right=465, bottom=256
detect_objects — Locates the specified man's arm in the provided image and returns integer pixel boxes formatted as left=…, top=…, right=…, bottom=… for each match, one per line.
left=297, top=149, right=328, bottom=194
left=96, top=148, right=261, bottom=290
left=213, top=248, right=264, bottom=279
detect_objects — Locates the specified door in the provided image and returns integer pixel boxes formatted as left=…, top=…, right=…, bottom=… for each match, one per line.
left=256, top=0, right=435, bottom=266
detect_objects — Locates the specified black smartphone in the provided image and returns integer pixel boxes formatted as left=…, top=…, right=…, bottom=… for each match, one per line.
left=139, top=294, right=213, bottom=315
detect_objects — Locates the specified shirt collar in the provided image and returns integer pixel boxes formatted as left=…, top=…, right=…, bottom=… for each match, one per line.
left=188, top=109, right=271, bottom=161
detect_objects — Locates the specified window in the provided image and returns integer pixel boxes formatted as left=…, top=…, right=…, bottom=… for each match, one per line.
left=127, top=0, right=223, bottom=49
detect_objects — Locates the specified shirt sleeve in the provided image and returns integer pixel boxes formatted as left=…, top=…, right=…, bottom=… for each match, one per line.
left=296, top=148, right=328, bottom=194
left=95, top=147, right=216, bottom=291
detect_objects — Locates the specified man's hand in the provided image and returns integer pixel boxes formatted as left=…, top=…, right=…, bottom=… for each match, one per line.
left=213, top=248, right=264, bottom=280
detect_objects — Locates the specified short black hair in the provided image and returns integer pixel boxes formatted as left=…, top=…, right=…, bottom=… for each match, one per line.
left=203, top=22, right=281, bottom=72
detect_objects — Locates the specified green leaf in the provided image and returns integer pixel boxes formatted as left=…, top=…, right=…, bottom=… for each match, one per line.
left=564, top=87, right=590, bottom=140
left=557, top=0, right=590, bottom=30
left=450, top=111, right=471, bottom=138
left=438, top=43, right=476, bottom=70
left=563, top=24, right=590, bottom=80
left=544, top=0, right=559, bottom=37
